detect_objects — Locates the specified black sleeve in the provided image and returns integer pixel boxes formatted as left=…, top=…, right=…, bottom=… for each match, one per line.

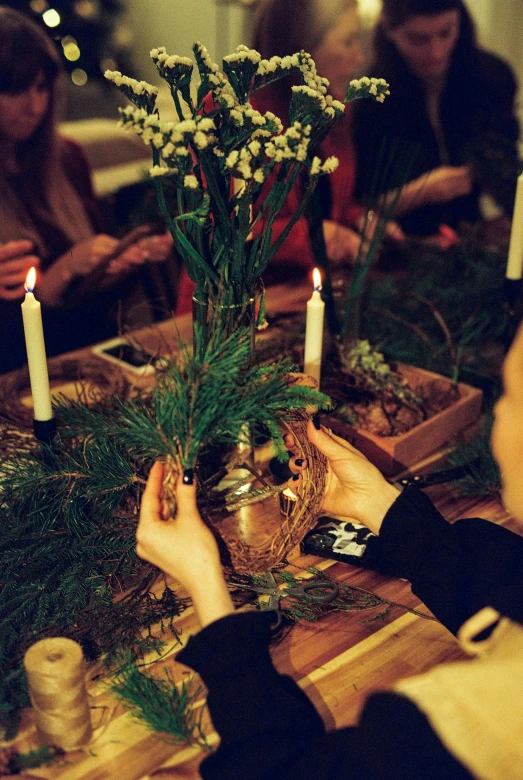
left=361, top=486, right=523, bottom=634
left=466, top=52, right=521, bottom=215
left=178, top=611, right=471, bottom=780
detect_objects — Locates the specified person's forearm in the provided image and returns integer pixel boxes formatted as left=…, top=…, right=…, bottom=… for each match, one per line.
left=379, top=176, right=430, bottom=218
left=365, top=486, right=523, bottom=634
left=188, top=568, right=235, bottom=628
left=177, top=611, right=326, bottom=780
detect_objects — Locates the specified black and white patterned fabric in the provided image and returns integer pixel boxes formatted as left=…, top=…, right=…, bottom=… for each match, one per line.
left=302, top=517, right=377, bottom=562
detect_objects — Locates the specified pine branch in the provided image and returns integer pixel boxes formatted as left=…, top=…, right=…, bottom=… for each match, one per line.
left=109, top=653, right=209, bottom=747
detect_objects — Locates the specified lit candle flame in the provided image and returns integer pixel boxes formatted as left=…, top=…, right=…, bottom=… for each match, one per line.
left=312, top=267, right=322, bottom=291
left=24, top=267, right=37, bottom=293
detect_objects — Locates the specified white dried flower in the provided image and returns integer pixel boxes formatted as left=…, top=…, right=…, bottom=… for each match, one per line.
left=248, top=140, right=261, bottom=157
left=236, top=160, right=253, bottom=179
left=149, top=165, right=170, bottom=177
left=197, top=118, right=215, bottom=132
left=184, top=174, right=199, bottom=189
left=322, top=156, right=339, bottom=173
left=193, top=130, right=209, bottom=149
left=226, top=150, right=240, bottom=168
left=310, top=156, right=322, bottom=176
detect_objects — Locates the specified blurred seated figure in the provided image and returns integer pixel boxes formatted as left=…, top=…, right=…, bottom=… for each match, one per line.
left=0, top=6, right=173, bottom=374
left=250, top=0, right=404, bottom=286
left=352, top=0, right=520, bottom=242
left=251, top=0, right=367, bottom=283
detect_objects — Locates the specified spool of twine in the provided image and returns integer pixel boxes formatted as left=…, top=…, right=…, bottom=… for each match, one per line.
left=23, top=637, right=93, bottom=750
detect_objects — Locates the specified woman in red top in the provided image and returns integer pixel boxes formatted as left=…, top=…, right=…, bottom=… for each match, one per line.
left=250, top=0, right=369, bottom=280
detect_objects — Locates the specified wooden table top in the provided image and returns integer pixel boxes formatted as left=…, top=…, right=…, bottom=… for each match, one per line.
left=2, top=282, right=519, bottom=780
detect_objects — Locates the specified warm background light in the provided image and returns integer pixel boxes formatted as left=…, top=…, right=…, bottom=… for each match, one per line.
left=71, top=68, right=88, bottom=86
left=42, top=8, right=60, bottom=27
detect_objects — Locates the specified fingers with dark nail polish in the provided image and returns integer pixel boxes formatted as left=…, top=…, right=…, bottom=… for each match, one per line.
left=182, top=468, right=194, bottom=485
left=312, top=413, right=321, bottom=430
left=268, top=456, right=294, bottom=482
left=292, top=474, right=300, bottom=481
left=294, top=458, right=305, bottom=467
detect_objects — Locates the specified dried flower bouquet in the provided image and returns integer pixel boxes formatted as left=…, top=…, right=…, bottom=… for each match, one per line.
left=106, top=45, right=389, bottom=308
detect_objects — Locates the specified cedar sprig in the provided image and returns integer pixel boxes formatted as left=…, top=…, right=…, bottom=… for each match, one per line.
left=109, top=652, right=209, bottom=748
left=54, top=320, right=330, bottom=472
left=446, top=413, right=502, bottom=499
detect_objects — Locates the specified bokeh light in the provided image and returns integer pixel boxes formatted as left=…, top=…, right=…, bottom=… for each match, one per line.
left=30, top=0, right=48, bottom=12
left=42, top=8, right=60, bottom=27
left=71, top=68, right=88, bottom=86
left=64, top=43, right=81, bottom=61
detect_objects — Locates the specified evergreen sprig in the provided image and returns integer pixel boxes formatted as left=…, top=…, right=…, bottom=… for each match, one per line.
left=109, top=653, right=209, bottom=747
left=0, top=320, right=329, bottom=736
left=55, top=320, right=330, bottom=472
left=362, top=237, right=509, bottom=380
left=446, top=414, right=502, bottom=498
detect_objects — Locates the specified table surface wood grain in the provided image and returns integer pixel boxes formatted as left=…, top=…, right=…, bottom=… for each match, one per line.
left=2, top=282, right=518, bottom=780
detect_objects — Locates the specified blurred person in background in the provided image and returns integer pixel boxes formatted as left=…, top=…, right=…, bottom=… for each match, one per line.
left=352, top=0, right=520, bottom=242
left=0, top=6, right=173, bottom=374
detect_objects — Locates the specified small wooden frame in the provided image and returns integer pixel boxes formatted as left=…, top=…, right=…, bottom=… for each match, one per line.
left=326, top=365, right=483, bottom=476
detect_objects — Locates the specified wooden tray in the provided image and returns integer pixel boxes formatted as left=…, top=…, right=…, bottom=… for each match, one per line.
left=325, top=365, right=483, bottom=476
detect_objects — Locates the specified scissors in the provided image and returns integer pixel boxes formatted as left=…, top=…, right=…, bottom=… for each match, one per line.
left=239, top=571, right=339, bottom=629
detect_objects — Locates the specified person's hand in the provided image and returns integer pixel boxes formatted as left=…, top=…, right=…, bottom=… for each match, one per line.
left=136, top=462, right=234, bottom=627
left=0, top=240, right=40, bottom=300
left=355, top=211, right=406, bottom=245
left=323, top=220, right=365, bottom=263
left=106, top=231, right=173, bottom=275
left=286, top=420, right=401, bottom=535
left=62, top=234, right=133, bottom=279
left=137, top=231, right=173, bottom=263
left=419, top=165, right=473, bottom=205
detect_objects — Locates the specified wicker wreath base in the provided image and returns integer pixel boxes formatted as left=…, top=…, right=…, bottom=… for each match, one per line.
left=216, top=411, right=328, bottom=573
left=0, top=355, right=129, bottom=429
left=162, top=406, right=328, bottom=575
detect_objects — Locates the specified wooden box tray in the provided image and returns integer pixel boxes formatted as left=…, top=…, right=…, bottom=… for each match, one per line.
left=325, top=365, right=483, bottom=476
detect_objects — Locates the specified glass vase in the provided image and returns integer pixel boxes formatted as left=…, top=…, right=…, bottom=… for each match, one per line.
left=191, top=293, right=258, bottom=359
left=191, top=293, right=259, bottom=484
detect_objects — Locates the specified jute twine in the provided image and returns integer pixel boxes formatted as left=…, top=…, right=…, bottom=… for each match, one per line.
left=0, top=356, right=129, bottom=429
left=23, top=637, right=93, bottom=750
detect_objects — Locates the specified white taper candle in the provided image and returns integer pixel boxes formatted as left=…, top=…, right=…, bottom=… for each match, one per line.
left=21, top=267, right=53, bottom=421
left=304, top=268, right=325, bottom=385
left=506, top=172, right=523, bottom=280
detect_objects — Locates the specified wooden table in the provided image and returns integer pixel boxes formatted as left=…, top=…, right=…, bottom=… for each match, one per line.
left=2, top=282, right=519, bottom=780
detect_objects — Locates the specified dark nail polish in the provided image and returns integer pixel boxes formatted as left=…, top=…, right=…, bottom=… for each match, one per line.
left=268, top=456, right=294, bottom=482
left=295, top=458, right=304, bottom=467
left=292, top=474, right=300, bottom=481
left=312, top=413, right=321, bottom=430
left=182, top=468, right=194, bottom=485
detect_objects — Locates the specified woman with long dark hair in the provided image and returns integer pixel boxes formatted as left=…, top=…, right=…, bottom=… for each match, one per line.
left=352, top=0, right=520, bottom=238
left=0, top=7, right=172, bottom=373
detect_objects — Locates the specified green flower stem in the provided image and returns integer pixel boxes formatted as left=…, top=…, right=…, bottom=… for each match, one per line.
left=170, top=87, right=186, bottom=122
